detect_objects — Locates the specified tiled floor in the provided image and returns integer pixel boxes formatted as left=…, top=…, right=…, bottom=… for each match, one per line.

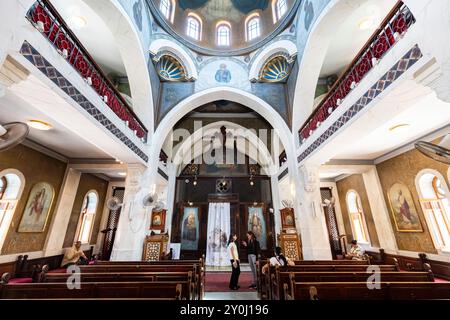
left=204, top=292, right=260, bottom=300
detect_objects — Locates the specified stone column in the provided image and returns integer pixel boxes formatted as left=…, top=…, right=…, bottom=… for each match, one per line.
left=165, top=163, right=177, bottom=243
left=295, top=165, right=332, bottom=260
left=110, top=163, right=151, bottom=261
left=270, top=174, right=282, bottom=242
left=362, top=166, right=398, bottom=254
left=43, top=168, right=81, bottom=256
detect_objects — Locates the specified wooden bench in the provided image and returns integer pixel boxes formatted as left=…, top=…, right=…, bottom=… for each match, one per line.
left=261, top=263, right=399, bottom=300
left=0, top=281, right=185, bottom=299
left=271, top=270, right=434, bottom=300
left=74, top=264, right=203, bottom=299
left=284, top=281, right=450, bottom=300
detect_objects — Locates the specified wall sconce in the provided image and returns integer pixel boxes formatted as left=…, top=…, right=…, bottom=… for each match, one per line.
left=193, top=175, right=198, bottom=186
left=250, top=175, right=254, bottom=186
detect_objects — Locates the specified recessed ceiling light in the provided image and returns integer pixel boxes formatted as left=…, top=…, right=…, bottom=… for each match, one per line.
left=118, top=172, right=127, bottom=176
left=358, top=17, right=375, bottom=30
left=27, top=120, right=52, bottom=131
left=389, top=123, right=410, bottom=132
left=69, top=16, right=87, bottom=29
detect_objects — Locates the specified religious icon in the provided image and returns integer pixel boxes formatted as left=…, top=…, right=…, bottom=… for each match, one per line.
left=247, top=206, right=267, bottom=250
left=388, top=183, right=423, bottom=232
left=215, top=63, right=231, bottom=83
left=18, top=182, right=54, bottom=232
left=181, top=207, right=199, bottom=250
left=281, top=208, right=296, bottom=229
left=150, top=209, right=166, bottom=231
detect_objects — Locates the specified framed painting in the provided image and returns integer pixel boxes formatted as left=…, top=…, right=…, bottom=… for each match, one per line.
left=150, top=209, right=166, bottom=231
left=247, top=205, right=267, bottom=250
left=280, top=207, right=296, bottom=229
left=18, top=182, right=54, bottom=233
left=180, top=206, right=200, bottom=250
left=387, top=182, right=423, bottom=232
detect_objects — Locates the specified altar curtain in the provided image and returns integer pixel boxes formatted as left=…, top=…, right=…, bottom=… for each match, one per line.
left=205, top=202, right=230, bottom=267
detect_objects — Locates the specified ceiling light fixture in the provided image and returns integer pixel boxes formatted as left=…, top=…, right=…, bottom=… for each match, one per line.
left=118, top=172, right=127, bottom=177
left=27, top=120, right=52, bottom=131
left=358, top=17, right=375, bottom=30
left=69, top=16, right=87, bottom=29
left=389, top=123, right=410, bottom=132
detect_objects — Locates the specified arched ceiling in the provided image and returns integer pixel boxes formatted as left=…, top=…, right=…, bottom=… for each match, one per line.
left=148, top=0, right=301, bottom=56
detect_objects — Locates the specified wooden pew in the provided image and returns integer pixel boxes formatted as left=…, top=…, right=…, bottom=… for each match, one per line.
left=0, top=281, right=185, bottom=300
left=292, top=260, right=370, bottom=265
left=284, top=281, right=450, bottom=300
left=261, top=264, right=399, bottom=300
left=68, top=264, right=202, bottom=299
left=271, top=270, right=434, bottom=300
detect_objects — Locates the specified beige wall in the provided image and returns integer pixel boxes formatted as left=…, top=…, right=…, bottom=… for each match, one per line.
left=0, top=144, right=67, bottom=254
left=376, top=144, right=449, bottom=254
left=336, top=174, right=380, bottom=247
left=63, top=173, right=108, bottom=248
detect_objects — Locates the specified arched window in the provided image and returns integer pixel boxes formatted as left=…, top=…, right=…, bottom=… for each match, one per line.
left=217, top=23, right=231, bottom=46
left=246, top=15, right=261, bottom=41
left=417, top=170, right=450, bottom=252
left=273, top=0, right=287, bottom=23
left=346, top=190, right=369, bottom=244
left=160, top=0, right=174, bottom=22
left=0, top=170, right=25, bottom=251
left=76, top=191, right=99, bottom=244
left=186, top=14, right=202, bottom=41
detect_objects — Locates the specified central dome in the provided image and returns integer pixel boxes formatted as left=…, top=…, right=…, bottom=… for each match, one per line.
left=148, top=0, right=301, bottom=56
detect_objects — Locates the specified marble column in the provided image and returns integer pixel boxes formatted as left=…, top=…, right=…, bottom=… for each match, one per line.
left=295, top=165, right=332, bottom=260
left=164, top=163, right=177, bottom=243
left=362, top=166, right=398, bottom=254
left=110, top=163, right=151, bottom=261
left=43, top=168, right=81, bottom=256
left=270, top=174, right=282, bottom=243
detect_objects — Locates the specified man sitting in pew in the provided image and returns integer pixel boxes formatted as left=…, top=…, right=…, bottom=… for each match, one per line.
left=345, top=240, right=364, bottom=260
left=61, top=241, right=88, bottom=268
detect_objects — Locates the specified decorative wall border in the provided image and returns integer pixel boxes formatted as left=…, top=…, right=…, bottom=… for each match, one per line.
left=20, top=41, right=149, bottom=162
left=278, top=168, right=289, bottom=181
left=297, top=45, right=423, bottom=163
left=158, top=167, right=169, bottom=181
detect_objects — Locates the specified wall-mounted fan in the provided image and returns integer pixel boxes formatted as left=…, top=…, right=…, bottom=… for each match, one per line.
left=322, top=197, right=336, bottom=207
left=281, top=199, right=293, bottom=209
left=0, top=122, right=29, bottom=152
left=106, top=197, right=123, bottom=211
left=142, top=193, right=158, bottom=208
left=415, top=134, right=450, bottom=164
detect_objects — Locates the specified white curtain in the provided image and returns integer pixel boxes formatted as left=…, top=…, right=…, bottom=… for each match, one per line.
left=205, top=202, right=230, bottom=267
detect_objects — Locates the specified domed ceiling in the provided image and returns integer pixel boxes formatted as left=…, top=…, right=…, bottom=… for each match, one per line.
left=147, top=0, right=301, bottom=56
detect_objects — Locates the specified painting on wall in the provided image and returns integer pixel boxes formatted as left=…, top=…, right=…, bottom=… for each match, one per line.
left=280, top=208, right=296, bottom=230
left=387, top=182, right=423, bottom=232
left=18, top=182, right=54, bottom=233
left=180, top=206, right=200, bottom=250
left=247, top=206, right=267, bottom=250
left=150, top=209, right=166, bottom=231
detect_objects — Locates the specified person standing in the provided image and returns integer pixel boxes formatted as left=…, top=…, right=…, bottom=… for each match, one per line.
left=227, top=234, right=240, bottom=290
left=242, top=231, right=259, bottom=289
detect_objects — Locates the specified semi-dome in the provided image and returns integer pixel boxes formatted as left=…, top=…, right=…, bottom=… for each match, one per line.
left=148, top=0, right=301, bottom=56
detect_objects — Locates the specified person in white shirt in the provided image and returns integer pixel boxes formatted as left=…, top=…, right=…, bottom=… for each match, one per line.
left=262, top=246, right=293, bottom=274
left=345, top=240, right=365, bottom=260
left=227, top=234, right=240, bottom=290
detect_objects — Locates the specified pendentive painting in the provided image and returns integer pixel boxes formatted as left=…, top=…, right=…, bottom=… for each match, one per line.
left=247, top=206, right=267, bottom=250
left=181, top=206, right=200, bottom=250
left=387, top=182, right=423, bottom=232
left=18, top=182, right=54, bottom=233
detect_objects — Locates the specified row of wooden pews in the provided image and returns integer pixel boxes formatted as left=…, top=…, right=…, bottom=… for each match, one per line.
left=257, top=258, right=450, bottom=300
left=0, top=257, right=205, bottom=300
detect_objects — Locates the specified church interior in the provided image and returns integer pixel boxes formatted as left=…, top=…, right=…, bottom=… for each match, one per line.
left=0, top=0, right=450, bottom=302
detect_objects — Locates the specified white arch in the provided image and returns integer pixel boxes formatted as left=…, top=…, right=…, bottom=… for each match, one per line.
left=150, top=87, right=297, bottom=181
left=249, top=39, right=297, bottom=81
left=172, top=121, right=276, bottom=175
left=149, top=38, right=198, bottom=80
left=81, top=0, right=154, bottom=134
left=0, top=168, right=26, bottom=252
left=415, top=168, right=450, bottom=200
left=292, top=0, right=360, bottom=146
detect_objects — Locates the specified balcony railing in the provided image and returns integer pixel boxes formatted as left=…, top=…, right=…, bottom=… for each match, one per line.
left=26, top=0, right=148, bottom=142
left=298, top=1, right=415, bottom=144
